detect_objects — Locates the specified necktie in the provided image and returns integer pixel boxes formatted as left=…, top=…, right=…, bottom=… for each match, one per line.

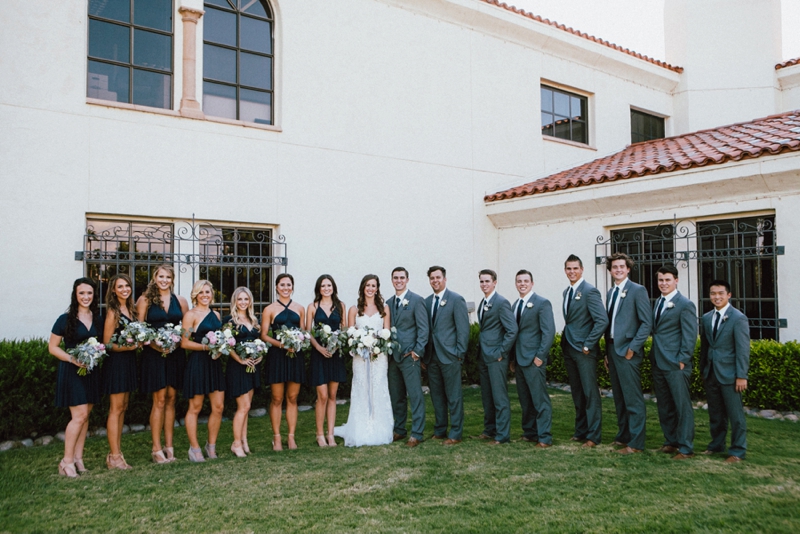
left=396, top=297, right=401, bottom=310
left=607, top=286, right=619, bottom=322
left=655, top=297, right=665, bottom=323
left=566, top=287, right=574, bottom=314
left=516, top=299, right=523, bottom=324
left=712, top=311, right=721, bottom=339
left=479, top=299, right=485, bottom=323
left=431, top=295, right=440, bottom=325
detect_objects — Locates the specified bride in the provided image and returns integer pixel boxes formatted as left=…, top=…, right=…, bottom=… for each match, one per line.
left=334, top=275, right=394, bottom=447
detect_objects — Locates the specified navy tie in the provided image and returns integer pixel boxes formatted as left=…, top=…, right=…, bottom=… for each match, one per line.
left=516, top=299, right=523, bottom=324
left=566, top=287, right=574, bottom=314
left=396, top=297, right=401, bottom=310
left=712, top=311, right=721, bottom=339
left=607, top=287, right=619, bottom=322
left=431, top=295, right=440, bottom=325
left=655, top=297, right=665, bottom=323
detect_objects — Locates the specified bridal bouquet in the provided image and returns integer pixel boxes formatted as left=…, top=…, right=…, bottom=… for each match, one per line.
left=275, top=326, right=312, bottom=357
left=68, top=337, right=107, bottom=376
left=313, top=323, right=343, bottom=356
left=202, top=324, right=238, bottom=360
left=236, top=339, right=268, bottom=372
left=110, top=321, right=156, bottom=348
left=343, top=326, right=397, bottom=362
left=153, top=323, right=183, bottom=354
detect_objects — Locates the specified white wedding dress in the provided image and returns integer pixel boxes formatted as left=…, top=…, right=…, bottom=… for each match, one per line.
left=334, top=313, right=394, bottom=447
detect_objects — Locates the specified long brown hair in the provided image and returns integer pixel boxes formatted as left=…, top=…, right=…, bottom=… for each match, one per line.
left=356, top=274, right=385, bottom=318
left=105, top=274, right=135, bottom=328
left=65, top=277, right=99, bottom=340
left=144, top=264, right=175, bottom=308
left=313, top=274, right=344, bottom=319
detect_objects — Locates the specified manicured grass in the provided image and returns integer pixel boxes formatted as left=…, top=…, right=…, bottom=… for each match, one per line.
left=1, top=386, right=799, bottom=533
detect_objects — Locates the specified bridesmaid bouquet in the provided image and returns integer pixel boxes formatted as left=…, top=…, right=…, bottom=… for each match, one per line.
left=203, top=325, right=238, bottom=360
left=313, top=323, right=343, bottom=356
left=68, top=337, right=107, bottom=376
left=153, top=323, right=183, bottom=354
left=343, top=326, right=397, bottom=362
left=275, top=326, right=312, bottom=357
left=236, top=339, right=268, bottom=373
left=111, top=321, right=156, bottom=348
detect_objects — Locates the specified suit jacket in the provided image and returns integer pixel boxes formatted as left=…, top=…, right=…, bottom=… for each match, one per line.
left=699, top=306, right=750, bottom=385
left=424, top=288, right=470, bottom=366
left=562, top=280, right=608, bottom=352
left=477, top=292, right=518, bottom=363
left=388, top=290, right=429, bottom=362
left=512, top=293, right=555, bottom=367
left=605, top=280, right=652, bottom=357
left=650, top=292, right=698, bottom=372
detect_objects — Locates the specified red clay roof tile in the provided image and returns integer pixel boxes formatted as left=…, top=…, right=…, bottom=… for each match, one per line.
left=485, top=110, right=800, bottom=202
left=480, top=0, right=683, bottom=73
left=776, top=57, right=800, bottom=70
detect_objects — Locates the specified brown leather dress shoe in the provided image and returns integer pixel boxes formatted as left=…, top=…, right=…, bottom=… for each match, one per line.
left=724, top=455, right=743, bottom=463
left=616, top=446, right=642, bottom=455
left=582, top=440, right=597, bottom=448
left=443, top=438, right=461, bottom=446
left=405, top=437, right=421, bottom=448
left=658, top=445, right=678, bottom=454
left=520, top=436, right=537, bottom=443
left=611, top=441, right=628, bottom=448
left=393, top=433, right=406, bottom=443
left=671, top=452, right=695, bottom=460
left=432, top=434, right=447, bottom=440
left=535, top=442, right=552, bottom=448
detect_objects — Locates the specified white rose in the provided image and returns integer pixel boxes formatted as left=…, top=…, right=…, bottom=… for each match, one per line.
left=137, top=333, right=146, bottom=341
left=373, top=347, right=381, bottom=355
left=379, top=329, right=391, bottom=340
left=173, top=325, right=182, bottom=332
left=362, top=336, right=376, bottom=348
left=347, top=327, right=356, bottom=335
left=224, top=328, right=232, bottom=338
left=87, top=337, right=98, bottom=346
left=322, top=325, right=332, bottom=334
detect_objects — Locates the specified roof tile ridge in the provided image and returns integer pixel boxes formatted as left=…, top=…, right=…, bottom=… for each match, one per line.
left=776, top=57, right=800, bottom=70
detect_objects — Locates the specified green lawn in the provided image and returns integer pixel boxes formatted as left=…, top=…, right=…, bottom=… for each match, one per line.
left=1, top=386, right=799, bottom=533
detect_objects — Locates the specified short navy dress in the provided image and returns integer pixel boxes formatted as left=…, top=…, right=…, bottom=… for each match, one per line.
left=223, top=315, right=262, bottom=399
left=183, top=311, right=226, bottom=398
left=308, top=305, right=347, bottom=386
left=140, top=294, right=186, bottom=393
left=266, top=300, right=306, bottom=384
left=52, top=313, right=103, bottom=407
left=103, top=312, right=138, bottom=395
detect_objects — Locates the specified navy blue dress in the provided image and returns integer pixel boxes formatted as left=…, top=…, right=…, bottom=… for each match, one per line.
left=223, top=315, right=262, bottom=399
left=266, top=301, right=306, bottom=384
left=52, top=313, right=103, bottom=407
left=309, top=305, right=347, bottom=386
left=183, top=311, right=226, bottom=398
left=140, top=294, right=186, bottom=393
left=103, top=312, right=138, bottom=395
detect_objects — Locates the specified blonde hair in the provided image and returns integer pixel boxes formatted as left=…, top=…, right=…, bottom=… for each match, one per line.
left=145, top=264, right=175, bottom=308
left=230, top=287, right=259, bottom=329
left=190, top=280, right=214, bottom=307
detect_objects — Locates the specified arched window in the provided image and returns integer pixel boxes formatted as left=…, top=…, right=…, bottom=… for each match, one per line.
left=202, top=0, right=274, bottom=124
left=87, top=0, right=174, bottom=109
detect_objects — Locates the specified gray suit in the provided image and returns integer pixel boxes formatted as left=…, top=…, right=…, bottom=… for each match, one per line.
left=477, top=293, right=518, bottom=443
left=605, top=280, right=652, bottom=450
left=650, top=291, right=697, bottom=455
left=561, top=280, right=608, bottom=443
left=511, top=293, right=555, bottom=443
left=387, top=291, right=429, bottom=441
left=424, top=288, right=469, bottom=440
left=700, top=306, right=750, bottom=458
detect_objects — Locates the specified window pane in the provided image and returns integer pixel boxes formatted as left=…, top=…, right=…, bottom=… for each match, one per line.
left=570, top=95, right=585, bottom=121
left=204, top=7, right=236, bottom=46
left=541, top=112, right=554, bottom=136
left=89, top=0, right=130, bottom=23
left=241, top=17, right=271, bottom=54
left=132, top=68, right=171, bottom=108
left=572, top=120, right=587, bottom=144
left=240, top=0, right=268, bottom=18
left=240, top=52, right=270, bottom=89
left=240, top=89, right=270, bottom=124
left=554, top=118, right=570, bottom=139
left=203, top=81, right=237, bottom=118
left=540, top=87, right=552, bottom=112
left=88, top=60, right=130, bottom=102
left=89, top=19, right=130, bottom=63
left=205, top=0, right=234, bottom=8
left=134, top=0, right=172, bottom=31
left=554, top=91, right=569, bottom=116
left=204, top=44, right=237, bottom=83
left=133, top=29, right=171, bottom=71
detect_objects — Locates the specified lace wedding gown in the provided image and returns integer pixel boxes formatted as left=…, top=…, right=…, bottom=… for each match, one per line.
left=334, top=313, right=394, bottom=447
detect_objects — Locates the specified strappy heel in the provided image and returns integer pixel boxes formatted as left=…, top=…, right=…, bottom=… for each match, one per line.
left=327, top=434, right=337, bottom=447
left=163, top=446, right=175, bottom=462
left=74, top=457, right=88, bottom=474
left=58, top=460, right=78, bottom=478
left=204, top=442, right=218, bottom=459
left=316, top=435, right=328, bottom=448
left=107, top=453, right=132, bottom=470
left=272, top=434, right=283, bottom=451
left=188, top=447, right=205, bottom=462
left=242, top=440, right=251, bottom=454
left=152, top=449, right=170, bottom=464
left=288, top=434, right=298, bottom=450
left=231, top=441, right=246, bottom=458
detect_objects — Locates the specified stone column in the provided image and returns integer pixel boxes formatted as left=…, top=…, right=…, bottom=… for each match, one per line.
left=178, top=6, right=205, bottom=118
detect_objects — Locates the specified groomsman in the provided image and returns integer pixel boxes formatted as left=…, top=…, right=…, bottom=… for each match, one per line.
left=509, top=270, right=555, bottom=447
left=561, top=254, right=608, bottom=448
left=604, top=253, right=652, bottom=455
left=650, top=264, right=698, bottom=460
left=424, top=266, right=470, bottom=445
left=475, top=269, right=518, bottom=445
left=699, top=280, right=750, bottom=463
left=387, top=267, right=430, bottom=448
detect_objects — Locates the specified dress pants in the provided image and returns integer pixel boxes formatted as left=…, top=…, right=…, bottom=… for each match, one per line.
left=704, top=370, right=747, bottom=458
left=563, top=344, right=602, bottom=443
left=651, top=358, right=694, bottom=455
left=516, top=361, right=553, bottom=444
left=387, top=356, right=426, bottom=440
left=607, top=340, right=646, bottom=450
left=478, top=356, right=510, bottom=443
left=427, top=352, right=463, bottom=440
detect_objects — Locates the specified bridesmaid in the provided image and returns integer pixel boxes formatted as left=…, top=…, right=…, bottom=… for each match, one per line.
left=306, top=275, right=347, bottom=448
left=48, top=277, right=103, bottom=477
left=223, top=287, right=263, bottom=457
left=102, top=274, right=139, bottom=470
left=181, top=280, right=226, bottom=462
left=136, top=264, right=188, bottom=464
left=261, top=273, right=306, bottom=451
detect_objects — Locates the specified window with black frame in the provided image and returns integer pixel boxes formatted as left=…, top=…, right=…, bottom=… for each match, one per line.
left=202, top=0, right=274, bottom=124
left=609, top=225, right=675, bottom=305
left=87, top=0, right=173, bottom=109
left=541, top=85, right=588, bottom=144
left=630, top=109, right=665, bottom=144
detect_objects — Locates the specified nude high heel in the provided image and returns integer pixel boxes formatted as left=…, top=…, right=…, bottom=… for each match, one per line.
left=327, top=434, right=337, bottom=447
left=288, top=434, right=298, bottom=450
left=316, top=435, right=328, bottom=448
left=231, top=441, right=246, bottom=458
left=204, top=442, right=218, bottom=459
left=74, top=457, right=88, bottom=474
left=107, top=453, right=132, bottom=470
left=188, top=447, right=205, bottom=462
left=242, top=440, right=251, bottom=454
left=58, top=460, right=78, bottom=478
left=163, top=447, right=176, bottom=462
left=152, top=449, right=170, bottom=464
left=272, top=434, right=282, bottom=451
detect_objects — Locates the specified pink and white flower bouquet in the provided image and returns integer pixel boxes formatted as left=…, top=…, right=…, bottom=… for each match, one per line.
left=275, top=326, right=312, bottom=358
left=202, top=326, right=237, bottom=360
left=343, top=326, right=397, bottom=362
left=237, top=339, right=268, bottom=373
left=153, top=323, right=183, bottom=354
left=313, top=323, right=343, bottom=356
left=68, top=337, right=107, bottom=376
left=111, top=321, right=156, bottom=348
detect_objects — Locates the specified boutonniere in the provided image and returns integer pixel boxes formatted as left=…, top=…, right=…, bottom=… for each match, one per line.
left=401, top=299, right=409, bottom=308
left=440, top=299, right=447, bottom=307
left=483, top=302, right=493, bottom=312
left=666, top=302, right=675, bottom=309
left=722, top=314, right=729, bottom=322
left=526, top=302, right=533, bottom=309
left=575, top=292, right=582, bottom=301
left=620, top=290, right=628, bottom=299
